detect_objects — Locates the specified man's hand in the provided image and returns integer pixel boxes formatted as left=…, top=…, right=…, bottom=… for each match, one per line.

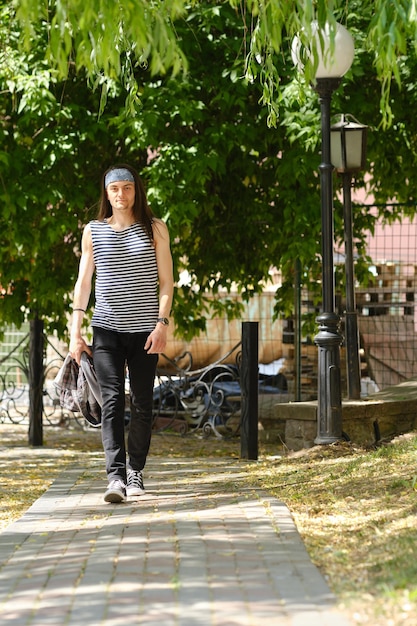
left=145, top=325, right=168, bottom=354
left=69, top=336, right=92, bottom=365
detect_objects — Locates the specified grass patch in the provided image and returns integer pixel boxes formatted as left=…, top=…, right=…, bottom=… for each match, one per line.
left=244, top=434, right=417, bottom=625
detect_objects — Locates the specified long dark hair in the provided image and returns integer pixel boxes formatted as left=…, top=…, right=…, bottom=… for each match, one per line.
left=97, top=164, right=154, bottom=241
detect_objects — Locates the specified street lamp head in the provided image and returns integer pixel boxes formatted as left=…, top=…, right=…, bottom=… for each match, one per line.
left=291, top=21, right=355, bottom=79
left=331, top=114, right=368, bottom=172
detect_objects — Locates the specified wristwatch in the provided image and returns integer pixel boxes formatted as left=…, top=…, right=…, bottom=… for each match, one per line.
left=157, top=317, right=170, bottom=326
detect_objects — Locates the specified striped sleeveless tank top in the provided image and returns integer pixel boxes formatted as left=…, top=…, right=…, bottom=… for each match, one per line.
left=90, top=220, right=159, bottom=333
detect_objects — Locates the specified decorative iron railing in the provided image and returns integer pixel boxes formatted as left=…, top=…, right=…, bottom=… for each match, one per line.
left=0, top=334, right=243, bottom=437
left=0, top=333, right=85, bottom=428
left=152, top=342, right=242, bottom=438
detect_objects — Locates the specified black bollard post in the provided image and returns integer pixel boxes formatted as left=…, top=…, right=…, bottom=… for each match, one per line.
left=29, top=316, right=44, bottom=446
left=240, top=321, right=258, bottom=460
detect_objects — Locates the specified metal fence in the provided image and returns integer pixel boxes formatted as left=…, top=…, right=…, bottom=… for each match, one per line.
left=291, top=210, right=417, bottom=396
left=356, top=211, right=417, bottom=392
left=0, top=327, right=85, bottom=427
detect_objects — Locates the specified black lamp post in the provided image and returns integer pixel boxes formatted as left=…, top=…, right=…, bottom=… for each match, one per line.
left=331, top=114, right=368, bottom=400
left=292, top=22, right=355, bottom=444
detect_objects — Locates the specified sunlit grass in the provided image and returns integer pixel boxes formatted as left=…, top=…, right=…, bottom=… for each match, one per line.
left=244, top=435, right=417, bottom=625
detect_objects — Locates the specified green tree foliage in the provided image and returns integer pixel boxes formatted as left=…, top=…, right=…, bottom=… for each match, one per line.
left=2, top=1, right=417, bottom=340
left=13, top=0, right=417, bottom=125
left=234, top=0, right=417, bottom=128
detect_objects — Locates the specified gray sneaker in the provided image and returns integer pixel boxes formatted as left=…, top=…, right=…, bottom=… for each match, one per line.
left=104, top=479, right=126, bottom=503
left=126, top=469, right=146, bottom=496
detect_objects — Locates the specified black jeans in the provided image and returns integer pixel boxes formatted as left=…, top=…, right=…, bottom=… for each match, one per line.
left=92, top=326, right=158, bottom=483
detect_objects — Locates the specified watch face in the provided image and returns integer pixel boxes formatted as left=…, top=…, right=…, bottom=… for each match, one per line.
left=158, top=317, right=169, bottom=325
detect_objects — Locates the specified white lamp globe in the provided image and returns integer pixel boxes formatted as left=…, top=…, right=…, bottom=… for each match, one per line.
left=292, top=21, right=354, bottom=79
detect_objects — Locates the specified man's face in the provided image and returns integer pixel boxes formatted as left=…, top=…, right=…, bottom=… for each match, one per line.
left=106, top=180, right=136, bottom=211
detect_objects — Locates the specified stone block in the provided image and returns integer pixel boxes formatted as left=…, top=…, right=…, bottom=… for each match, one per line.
left=268, top=380, right=417, bottom=450
left=285, top=418, right=316, bottom=450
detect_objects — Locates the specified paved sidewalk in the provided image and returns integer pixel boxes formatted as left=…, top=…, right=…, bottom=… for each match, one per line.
left=0, top=457, right=352, bottom=626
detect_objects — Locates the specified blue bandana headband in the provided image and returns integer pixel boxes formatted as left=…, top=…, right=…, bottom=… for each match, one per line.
left=105, top=168, right=135, bottom=187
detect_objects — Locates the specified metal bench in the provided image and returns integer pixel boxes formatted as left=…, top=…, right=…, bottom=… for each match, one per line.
left=152, top=343, right=242, bottom=438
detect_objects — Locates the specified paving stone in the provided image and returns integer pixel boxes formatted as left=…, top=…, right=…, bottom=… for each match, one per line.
left=0, top=458, right=352, bottom=626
